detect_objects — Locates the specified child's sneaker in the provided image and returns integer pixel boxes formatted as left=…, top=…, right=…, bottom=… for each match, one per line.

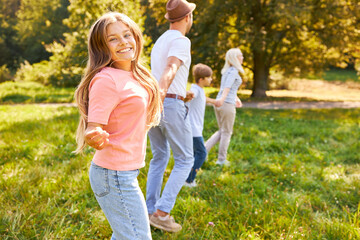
left=184, top=180, right=197, bottom=188
left=216, top=159, right=230, bottom=166
left=149, top=214, right=182, bottom=232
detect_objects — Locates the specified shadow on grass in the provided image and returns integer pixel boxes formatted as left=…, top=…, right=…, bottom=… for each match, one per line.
left=0, top=108, right=79, bottom=166
left=1, top=94, right=32, bottom=103
left=1, top=94, right=74, bottom=104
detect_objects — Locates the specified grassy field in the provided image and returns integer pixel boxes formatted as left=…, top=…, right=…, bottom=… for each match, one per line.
left=304, top=68, right=359, bottom=83
left=322, top=69, right=359, bottom=83
left=1, top=105, right=359, bottom=239
left=0, top=81, right=74, bottom=104
left=1, top=69, right=359, bottom=105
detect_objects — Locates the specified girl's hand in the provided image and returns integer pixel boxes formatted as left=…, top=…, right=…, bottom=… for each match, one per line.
left=85, top=123, right=109, bottom=150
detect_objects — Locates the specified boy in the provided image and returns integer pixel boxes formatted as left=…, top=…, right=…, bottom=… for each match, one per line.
left=184, top=63, right=219, bottom=187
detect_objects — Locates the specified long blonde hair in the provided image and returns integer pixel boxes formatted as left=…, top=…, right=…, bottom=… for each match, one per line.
left=74, top=12, right=162, bottom=154
left=221, top=48, right=244, bottom=75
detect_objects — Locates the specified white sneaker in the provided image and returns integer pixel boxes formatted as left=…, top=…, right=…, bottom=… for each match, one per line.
left=184, top=180, right=197, bottom=187
left=216, top=160, right=230, bottom=166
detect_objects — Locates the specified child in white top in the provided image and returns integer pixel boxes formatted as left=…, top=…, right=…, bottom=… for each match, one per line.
left=185, top=63, right=219, bottom=187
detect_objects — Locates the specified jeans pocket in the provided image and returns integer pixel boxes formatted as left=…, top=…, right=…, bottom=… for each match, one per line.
left=89, top=162, right=110, bottom=197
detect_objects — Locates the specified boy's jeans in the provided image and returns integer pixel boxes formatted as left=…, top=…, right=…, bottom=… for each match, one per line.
left=146, top=97, right=194, bottom=214
left=205, top=103, right=236, bottom=162
left=186, top=136, right=207, bottom=183
left=89, top=162, right=151, bottom=240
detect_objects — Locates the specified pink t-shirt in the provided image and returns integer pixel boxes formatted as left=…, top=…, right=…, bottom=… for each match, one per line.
left=88, top=67, right=149, bottom=171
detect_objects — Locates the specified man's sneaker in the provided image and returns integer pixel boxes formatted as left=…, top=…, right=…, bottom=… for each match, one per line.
left=216, top=159, right=230, bottom=166
left=149, top=214, right=182, bottom=232
left=184, top=180, right=197, bottom=188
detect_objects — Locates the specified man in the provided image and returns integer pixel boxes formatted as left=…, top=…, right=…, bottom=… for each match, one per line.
left=146, top=0, right=196, bottom=233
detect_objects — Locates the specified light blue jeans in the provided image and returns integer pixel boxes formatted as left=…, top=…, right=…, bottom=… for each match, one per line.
left=89, top=162, right=151, bottom=240
left=146, top=97, right=194, bottom=214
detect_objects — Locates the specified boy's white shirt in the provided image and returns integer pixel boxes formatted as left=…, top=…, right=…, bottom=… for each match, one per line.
left=188, top=84, right=206, bottom=137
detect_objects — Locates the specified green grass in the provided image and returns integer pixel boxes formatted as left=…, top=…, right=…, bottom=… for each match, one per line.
left=306, top=69, right=359, bottom=83
left=1, top=105, right=360, bottom=239
left=323, top=69, right=359, bottom=82
left=0, top=81, right=75, bottom=104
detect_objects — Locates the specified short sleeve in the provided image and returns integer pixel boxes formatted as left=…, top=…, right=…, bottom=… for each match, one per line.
left=190, top=84, right=200, bottom=98
left=223, top=69, right=237, bottom=88
left=168, top=37, right=191, bottom=65
left=88, top=74, right=120, bottom=125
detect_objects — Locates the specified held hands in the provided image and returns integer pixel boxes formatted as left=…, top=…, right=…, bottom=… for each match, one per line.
left=235, top=98, right=243, bottom=108
left=184, top=90, right=195, bottom=102
left=206, top=97, right=221, bottom=107
left=213, top=99, right=222, bottom=107
left=85, top=126, right=110, bottom=150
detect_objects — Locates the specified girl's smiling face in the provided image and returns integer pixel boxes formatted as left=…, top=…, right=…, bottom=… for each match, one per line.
left=106, top=21, right=136, bottom=71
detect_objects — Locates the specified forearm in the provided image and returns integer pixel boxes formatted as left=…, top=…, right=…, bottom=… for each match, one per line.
left=218, top=88, right=230, bottom=104
left=206, top=97, right=217, bottom=104
left=158, top=56, right=181, bottom=101
left=158, top=69, right=176, bottom=99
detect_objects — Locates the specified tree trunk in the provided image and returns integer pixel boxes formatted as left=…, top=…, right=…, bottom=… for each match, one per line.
left=251, top=50, right=269, bottom=98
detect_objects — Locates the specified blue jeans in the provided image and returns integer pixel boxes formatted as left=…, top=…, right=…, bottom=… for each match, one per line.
left=89, top=162, right=151, bottom=240
left=186, top=137, right=207, bottom=183
left=146, top=97, right=194, bottom=214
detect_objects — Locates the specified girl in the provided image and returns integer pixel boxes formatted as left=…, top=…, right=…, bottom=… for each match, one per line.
left=205, top=48, right=244, bottom=166
left=74, top=12, right=162, bottom=240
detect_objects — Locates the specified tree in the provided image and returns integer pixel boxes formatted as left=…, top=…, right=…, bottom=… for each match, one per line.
left=15, top=0, right=69, bottom=64
left=191, top=0, right=360, bottom=97
left=0, top=0, right=21, bottom=69
left=140, top=0, right=168, bottom=44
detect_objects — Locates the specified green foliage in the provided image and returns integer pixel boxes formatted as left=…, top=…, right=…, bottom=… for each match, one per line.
left=14, top=61, right=53, bottom=85
left=14, top=57, right=83, bottom=88
left=0, top=81, right=74, bottom=103
left=141, top=0, right=168, bottom=46
left=15, top=0, right=69, bottom=63
left=0, top=65, right=12, bottom=83
left=1, top=105, right=359, bottom=239
left=0, top=0, right=21, bottom=69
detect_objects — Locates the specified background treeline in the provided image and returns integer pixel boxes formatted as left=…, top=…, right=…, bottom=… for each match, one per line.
left=1, top=0, right=359, bottom=97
